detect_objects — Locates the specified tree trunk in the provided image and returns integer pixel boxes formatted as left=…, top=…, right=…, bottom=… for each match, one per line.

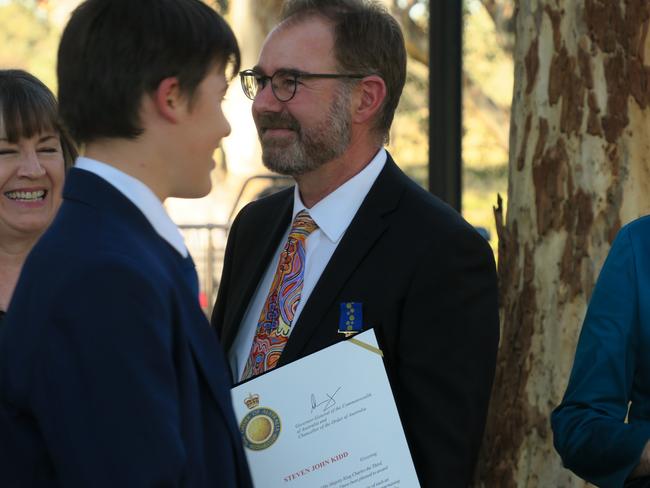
left=476, top=1, right=650, bottom=486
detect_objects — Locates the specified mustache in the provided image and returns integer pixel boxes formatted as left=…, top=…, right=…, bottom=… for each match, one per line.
left=257, top=112, right=301, bottom=132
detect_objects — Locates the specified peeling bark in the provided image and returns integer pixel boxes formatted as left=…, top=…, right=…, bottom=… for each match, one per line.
left=516, top=114, right=532, bottom=171
left=602, top=54, right=630, bottom=143
left=533, top=137, right=570, bottom=236
left=560, top=189, right=594, bottom=299
left=587, top=91, right=603, bottom=136
left=525, top=38, right=539, bottom=95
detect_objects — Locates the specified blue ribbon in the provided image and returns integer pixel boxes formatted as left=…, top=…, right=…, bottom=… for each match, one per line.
left=339, top=302, right=363, bottom=335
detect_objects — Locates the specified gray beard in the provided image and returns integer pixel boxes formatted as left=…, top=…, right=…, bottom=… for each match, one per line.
left=258, top=91, right=352, bottom=176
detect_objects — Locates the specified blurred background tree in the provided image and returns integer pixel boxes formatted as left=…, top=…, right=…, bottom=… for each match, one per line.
left=0, top=0, right=513, bottom=248
left=0, top=0, right=60, bottom=88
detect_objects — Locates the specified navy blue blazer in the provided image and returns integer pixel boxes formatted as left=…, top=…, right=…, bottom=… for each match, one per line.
left=0, top=169, right=252, bottom=487
left=552, top=217, right=650, bottom=488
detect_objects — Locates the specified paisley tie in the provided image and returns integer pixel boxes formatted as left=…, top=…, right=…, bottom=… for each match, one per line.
left=241, top=210, right=318, bottom=380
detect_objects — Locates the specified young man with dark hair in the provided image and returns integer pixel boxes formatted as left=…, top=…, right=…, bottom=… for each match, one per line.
left=0, top=1, right=252, bottom=486
left=212, top=0, right=500, bottom=486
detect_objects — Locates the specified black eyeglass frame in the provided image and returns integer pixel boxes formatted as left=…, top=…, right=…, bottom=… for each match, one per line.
left=239, top=69, right=367, bottom=102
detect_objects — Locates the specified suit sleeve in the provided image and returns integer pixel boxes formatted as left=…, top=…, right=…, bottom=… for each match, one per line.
left=396, top=226, right=499, bottom=487
left=552, top=226, right=650, bottom=488
left=30, top=259, right=187, bottom=487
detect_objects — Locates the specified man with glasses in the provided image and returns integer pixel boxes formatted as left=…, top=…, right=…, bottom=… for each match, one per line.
left=212, top=0, right=499, bottom=485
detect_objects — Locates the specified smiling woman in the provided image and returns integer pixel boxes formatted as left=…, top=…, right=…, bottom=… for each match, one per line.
left=0, top=69, right=76, bottom=325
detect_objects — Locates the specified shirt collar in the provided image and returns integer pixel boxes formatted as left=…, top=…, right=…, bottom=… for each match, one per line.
left=292, top=148, right=387, bottom=243
left=74, top=156, right=188, bottom=257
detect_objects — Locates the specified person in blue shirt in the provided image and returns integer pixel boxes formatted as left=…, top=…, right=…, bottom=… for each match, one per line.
left=553, top=217, right=650, bottom=488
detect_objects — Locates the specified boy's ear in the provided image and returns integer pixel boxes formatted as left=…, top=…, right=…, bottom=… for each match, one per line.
left=153, top=77, right=184, bottom=123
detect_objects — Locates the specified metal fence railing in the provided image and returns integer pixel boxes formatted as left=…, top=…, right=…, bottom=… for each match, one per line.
left=179, top=224, right=229, bottom=316
left=179, top=174, right=293, bottom=317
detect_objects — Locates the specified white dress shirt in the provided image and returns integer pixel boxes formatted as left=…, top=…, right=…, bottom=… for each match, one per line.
left=230, top=149, right=387, bottom=380
left=74, top=157, right=188, bottom=257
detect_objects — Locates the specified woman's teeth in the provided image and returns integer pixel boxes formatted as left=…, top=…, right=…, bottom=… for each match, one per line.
left=5, top=190, right=46, bottom=201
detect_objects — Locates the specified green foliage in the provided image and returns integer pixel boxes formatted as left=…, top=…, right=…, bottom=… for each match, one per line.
left=461, top=2, right=512, bottom=249
left=387, top=59, right=428, bottom=172
left=206, top=0, right=228, bottom=14
left=0, top=1, right=59, bottom=90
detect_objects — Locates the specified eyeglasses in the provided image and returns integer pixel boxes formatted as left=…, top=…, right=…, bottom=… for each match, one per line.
left=240, top=69, right=366, bottom=102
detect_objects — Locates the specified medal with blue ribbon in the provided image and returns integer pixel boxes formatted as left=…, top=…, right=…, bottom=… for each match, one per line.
left=338, top=302, right=363, bottom=337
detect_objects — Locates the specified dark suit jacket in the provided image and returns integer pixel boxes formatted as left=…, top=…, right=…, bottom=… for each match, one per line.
left=212, top=155, right=500, bottom=487
left=0, top=169, right=252, bottom=487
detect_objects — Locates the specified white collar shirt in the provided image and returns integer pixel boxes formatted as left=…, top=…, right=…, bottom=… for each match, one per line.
left=230, top=148, right=387, bottom=380
left=74, top=157, right=188, bottom=257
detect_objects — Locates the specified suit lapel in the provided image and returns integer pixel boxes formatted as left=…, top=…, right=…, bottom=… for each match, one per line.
left=221, top=191, right=293, bottom=351
left=279, top=156, right=406, bottom=364
left=152, top=237, right=245, bottom=448
left=182, top=303, right=243, bottom=440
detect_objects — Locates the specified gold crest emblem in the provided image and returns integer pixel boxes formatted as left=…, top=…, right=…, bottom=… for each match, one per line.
left=239, top=393, right=281, bottom=451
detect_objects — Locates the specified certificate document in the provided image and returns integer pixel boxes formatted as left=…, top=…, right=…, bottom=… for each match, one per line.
left=231, top=329, right=421, bottom=488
